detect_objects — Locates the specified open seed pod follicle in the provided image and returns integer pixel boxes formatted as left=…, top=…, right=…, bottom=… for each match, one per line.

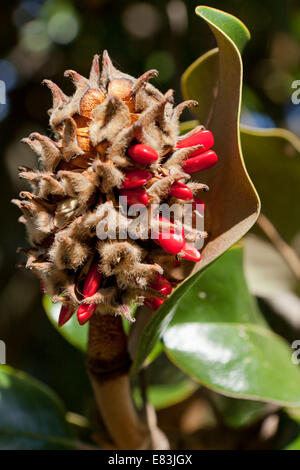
left=13, top=51, right=218, bottom=326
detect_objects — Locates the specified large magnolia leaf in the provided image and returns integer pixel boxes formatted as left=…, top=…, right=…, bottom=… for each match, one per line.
left=0, top=366, right=75, bottom=449
left=161, top=249, right=300, bottom=406
left=181, top=6, right=260, bottom=272
left=179, top=121, right=300, bottom=254
left=181, top=13, right=300, bottom=241
left=164, top=324, right=300, bottom=405
left=182, top=39, right=300, bottom=248
left=180, top=6, right=300, bottom=318
left=131, top=5, right=260, bottom=372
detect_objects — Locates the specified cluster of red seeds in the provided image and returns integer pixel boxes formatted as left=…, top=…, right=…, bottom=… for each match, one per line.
left=58, top=128, right=217, bottom=326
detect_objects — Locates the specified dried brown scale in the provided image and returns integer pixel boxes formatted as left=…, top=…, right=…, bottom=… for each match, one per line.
left=14, top=51, right=214, bottom=325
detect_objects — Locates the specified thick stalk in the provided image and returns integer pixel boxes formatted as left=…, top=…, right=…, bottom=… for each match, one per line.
left=86, top=313, right=167, bottom=449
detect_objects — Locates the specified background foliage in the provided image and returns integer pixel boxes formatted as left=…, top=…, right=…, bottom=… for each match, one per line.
left=0, top=0, right=300, bottom=450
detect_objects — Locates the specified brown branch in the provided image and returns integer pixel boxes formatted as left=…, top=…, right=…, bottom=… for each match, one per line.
left=86, top=313, right=169, bottom=449
left=257, top=213, right=300, bottom=280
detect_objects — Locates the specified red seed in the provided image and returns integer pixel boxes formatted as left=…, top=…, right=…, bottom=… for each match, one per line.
left=77, top=303, right=97, bottom=325
left=177, top=129, right=214, bottom=157
left=144, top=297, right=164, bottom=311
left=76, top=263, right=102, bottom=325
left=179, top=242, right=201, bottom=262
left=83, top=263, right=102, bottom=297
left=156, top=233, right=185, bottom=255
left=153, top=216, right=185, bottom=255
left=150, top=274, right=172, bottom=296
left=182, top=150, right=218, bottom=174
left=169, top=181, right=193, bottom=200
left=121, top=170, right=152, bottom=189
left=144, top=274, right=172, bottom=311
left=58, top=304, right=74, bottom=327
left=128, top=144, right=158, bottom=165
left=119, top=188, right=149, bottom=206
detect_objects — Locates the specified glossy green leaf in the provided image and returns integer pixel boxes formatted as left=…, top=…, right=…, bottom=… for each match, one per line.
left=162, top=250, right=300, bottom=406
left=196, top=6, right=250, bottom=54
left=0, top=366, right=76, bottom=449
left=181, top=5, right=251, bottom=123
left=43, top=296, right=88, bottom=353
left=164, top=322, right=300, bottom=406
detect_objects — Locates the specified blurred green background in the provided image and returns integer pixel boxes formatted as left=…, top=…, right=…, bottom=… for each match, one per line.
left=0, top=0, right=299, bottom=420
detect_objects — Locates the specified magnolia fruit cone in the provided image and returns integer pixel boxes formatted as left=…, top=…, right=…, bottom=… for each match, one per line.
left=14, top=51, right=217, bottom=326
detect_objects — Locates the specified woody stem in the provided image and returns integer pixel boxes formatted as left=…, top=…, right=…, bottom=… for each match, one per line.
left=86, top=313, right=166, bottom=449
